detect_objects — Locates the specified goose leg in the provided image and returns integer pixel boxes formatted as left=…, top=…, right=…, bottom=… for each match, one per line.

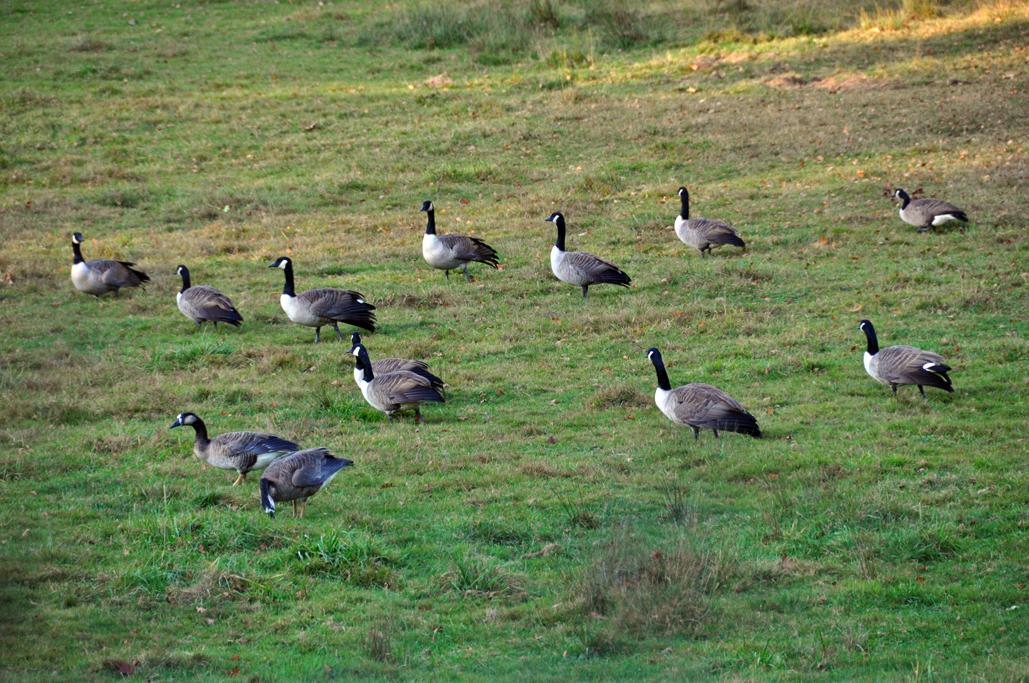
left=414, top=407, right=422, bottom=425
left=232, top=472, right=244, bottom=487
left=581, top=285, right=589, bottom=299
left=387, top=413, right=394, bottom=422
left=300, top=500, right=307, bottom=518
left=691, top=426, right=700, bottom=440
left=712, top=429, right=719, bottom=439
left=333, top=322, right=345, bottom=341
left=314, top=327, right=322, bottom=344
left=292, top=500, right=298, bottom=518
left=891, top=384, right=898, bottom=397
left=445, top=270, right=450, bottom=281
left=918, top=385, right=927, bottom=399
left=462, top=264, right=471, bottom=282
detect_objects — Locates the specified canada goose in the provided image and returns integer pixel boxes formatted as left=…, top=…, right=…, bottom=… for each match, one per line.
left=260, top=448, right=353, bottom=518
left=544, top=212, right=631, bottom=299
left=420, top=200, right=500, bottom=281
left=859, top=320, right=953, bottom=398
left=674, top=187, right=746, bottom=256
left=350, top=342, right=445, bottom=423
left=175, top=265, right=243, bottom=328
left=350, top=332, right=445, bottom=392
left=269, top=256, right=376, bottom=343
left=69, top=232, right=149, bottom=297
left=169, top=412, right=300, bottom=486
left=893, top=188, right=968, bottom=232
left=646, top=347, right=761, bottom=439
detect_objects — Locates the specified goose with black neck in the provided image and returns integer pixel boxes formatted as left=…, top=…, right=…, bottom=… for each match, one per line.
left=70, top=231, right=150, bottom=297
left=420, top=200, right=500, bottom=281
left=269, top=256, right=376, bottom=343
left=169, top=412, right=300, bottom=486
left=545, top=211, right=631, bottom=299
left=859, top=319, right=954, bottom=398
left=175, top=264, right=243, bottom=328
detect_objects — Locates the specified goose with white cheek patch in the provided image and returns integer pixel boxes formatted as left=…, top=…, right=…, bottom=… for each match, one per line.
left=69, top=232, right=150, bottom=297
left=893, top=188, right=968, bottom=233
left=175, top=264, right=243, bottom=328
left=545, top=212, right=631, bottom=299
left=859, top=320, right=953, bottom=398
left=260, top=448, right=353, bottom=518
left=420, top=200, right=500, bottom=281
left=674, top=187, right=746, bottom=257
left=646, top=347, right=761, bottom=440
left=350, top=332, right=445, bottom=393
left=170, top=412, right=300, bottom=486
left=269, top=256, right=376, bottom=343
left=350, top=342, right=445, bottom=424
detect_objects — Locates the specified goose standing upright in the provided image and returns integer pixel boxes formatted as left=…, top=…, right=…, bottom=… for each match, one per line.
left=175, top=264, right=243, bottom=328
left=646, top=347, right=761, bottom=439
left=69, top=232, right=150, bottom=297
left=350, top=332, right=445, bottom=393
left=420, top=200, right=500, bottom=281
left=544, top=212, right=631, bottom=299
left=269, top=256, right=376, bottom=343
left=350, top=342, right=445, bottom=423
left=260, top=448, right=353, bottom=518
left=893, top=188, right=968, bottom=232
left=169, top=412, right=300, bottom=486
left=859, top=320, right=954, bottom=398
left=673, top=187, right=746, bottom=256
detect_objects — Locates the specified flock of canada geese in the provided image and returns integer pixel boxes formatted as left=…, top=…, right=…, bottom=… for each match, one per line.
left=69, top=185, right=967, bottom=517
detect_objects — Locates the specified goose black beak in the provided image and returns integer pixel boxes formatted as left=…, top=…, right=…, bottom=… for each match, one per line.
left=169, top=419, right=182, bottom=429
left=267, top=262, right=278, bottom=268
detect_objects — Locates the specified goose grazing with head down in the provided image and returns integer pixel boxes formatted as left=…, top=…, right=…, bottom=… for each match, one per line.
left=674, top=187, right=746, bottom=257
left=893, top=188, right=968, bottom=233
left=269, top=256, right=376, bottom=343
left=69, top=232, right=150, bottom=297
left=170, top=412, right=300, bottom=486
left=420, top=200, right=500, bottom=281
left=646, top=347, right=761, bottom=440
left=175, top=265, right=243, bottom=328
left=350, top=342, right=445, bottom=423
left=544, top=212, right=631, bottom=299
left=859, top=320, right=953, bottom=398
left=260, top=448, right=353, bottom=518
left=350, top=332, right=445, bottom=393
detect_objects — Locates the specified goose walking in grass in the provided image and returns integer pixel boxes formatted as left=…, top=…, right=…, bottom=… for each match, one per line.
left=859, top=320, right=953, bottom=398
left=350, top=332, right=445, bottom=393
left=420, top=200, right=500, bottom=281
left=269, top=256, right=376, bottom=343
left=674, top=187, right=746, bottom=257
left=350, top=342, right=445, bottom=424
left=544, top=212, right=631, bottom=299
left=169, top=412, right=300, bottom=486
left=69, top=232, right=149, bottom=297
left=175, top=265, right=243, bottom=328
left=260, top=448, right=352, bottom=518
left=893, top=188, right=968, bottom=233
left=646, top=347, right=761, bottom=440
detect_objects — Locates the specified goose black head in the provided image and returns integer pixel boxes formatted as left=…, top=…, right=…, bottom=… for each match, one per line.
left=420, top=200, right=433, bottom=212
left=893, top=188, right=909, bottom=202
left=677, top=187, right=687, bottom=197
left=175, top=264, right=189, bottom=276
left=646, top=347, right=663, bottom=364
left=858, top=319, right=874, bottom=333
left=544, top=212, right=564, bottom=224
left=169, top=411, right=200, bottom=429
left=72, top=232, right=85, bottom=244
left=269, top=256, right=291, bottom=269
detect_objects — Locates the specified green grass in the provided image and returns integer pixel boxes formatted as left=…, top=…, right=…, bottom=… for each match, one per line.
left=1, top=0, right=1027, bottom=680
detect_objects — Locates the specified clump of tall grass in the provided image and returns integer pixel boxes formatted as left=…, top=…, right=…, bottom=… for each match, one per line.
left=293, top=530, right=399, bottom=587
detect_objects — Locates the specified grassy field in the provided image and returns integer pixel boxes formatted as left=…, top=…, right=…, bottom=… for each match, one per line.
left=1, top=0, right=1027, bottom=679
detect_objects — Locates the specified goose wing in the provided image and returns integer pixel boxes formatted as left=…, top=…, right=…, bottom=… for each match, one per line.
left=372, top=359, right=445, bottom=391
left=93, top=259, right=150, bottom=287
left=299, top=288, right=377, bottom=330
left=181, top=285, right=243, bottom=325
left=373, top=370, right=445, bottom=405
left=215, top=431, right=300, bottom=457
left=564, top=250, right=631, bottom=287
left=690, top=218, right=745, bottom=247
left=671, top=383, right=760, bottom=434
left=912, top=198, right=965, bottom=219
left=287, top=448, right=348, bottom=487
left=438, top=234, right=500, bottom=267
left=876, top=345, right=953, bottom=389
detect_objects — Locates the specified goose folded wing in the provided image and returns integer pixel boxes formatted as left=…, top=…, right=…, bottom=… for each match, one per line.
left=565, top=251, right=631, bottom=285
left=219, top=431, right=300, bottom=457
left=877, top=346, right=952, bottom=386
left=692, top=219, right=744, bottom=245
left=96, top=260, right=149, bottom=286
left=916, top=198, right=965, bottom=217
left=377, top=371, right=444, bottom=404
left=184, top=286, right=242, bottom=321
left=301, top=288, right=374, bottom=317
left=439, top=234, right=499, bottom=265
left=673, top=384, right=749, bottom=426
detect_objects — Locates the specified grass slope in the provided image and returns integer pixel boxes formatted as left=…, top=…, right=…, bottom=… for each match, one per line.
left=1, top=0, right=1027, bottom=680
